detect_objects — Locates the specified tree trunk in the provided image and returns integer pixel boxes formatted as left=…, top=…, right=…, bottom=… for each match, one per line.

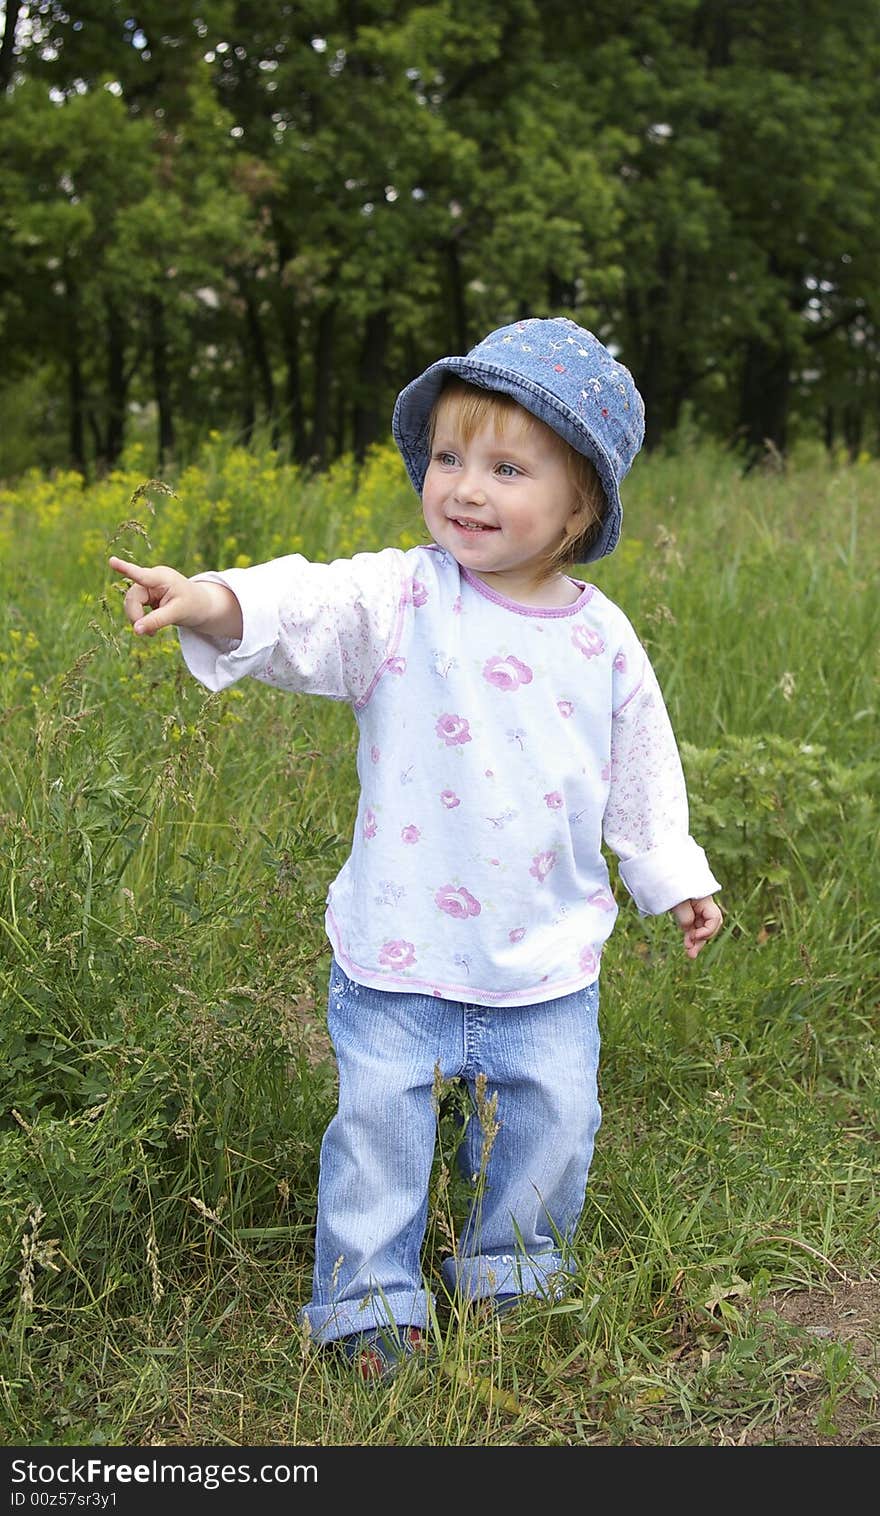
left=738, top=338, right=791, bottom=467
left=243, top=284, right=278, bottom=447
left=823, top=405, right=835, bottom=454
left=277, top=296, right=306, bottom=462
left=105, top=299, right=127, bottom=467
left=312, top=304, right=336, bottom=469
left=148, top=294, right=175, bottom=467
left=88, top=409, right=102, bottom=464
left=446, top=241, right=468, bottom=354
left=638, top=338, right=669, bottom=451
left=65, top=274, right=87, bottom=474
left=275, top=230, right=307, bottom=461
left=0, top=2, right=21, bottom=93
left=334, top=387, right=346, bottom=458
left=843, top=403, right=863, bottom=460
left=239, top=339, right=255, bottom=445
left=694, top=0, right=733, bottom=68
left=353, top=308, right=388, bottom=462
left=623, top=248, right=691, bottom=450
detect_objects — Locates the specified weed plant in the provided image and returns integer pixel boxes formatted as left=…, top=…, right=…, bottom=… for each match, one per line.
left=0, top=437, right=877, bottom=1446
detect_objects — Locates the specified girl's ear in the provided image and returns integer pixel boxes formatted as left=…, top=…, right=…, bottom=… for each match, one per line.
left=563, top=503, right=585, bottom=540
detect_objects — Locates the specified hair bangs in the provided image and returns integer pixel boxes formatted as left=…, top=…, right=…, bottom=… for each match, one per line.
left=430, top=379, right=536, bottom=448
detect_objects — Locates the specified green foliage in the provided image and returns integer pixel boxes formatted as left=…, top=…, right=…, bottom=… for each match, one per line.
left=0, top=440, right=878, bottom=1445
left=682, top=734, right=877, bottom=906
left=3, top=2, right=880, bottom=475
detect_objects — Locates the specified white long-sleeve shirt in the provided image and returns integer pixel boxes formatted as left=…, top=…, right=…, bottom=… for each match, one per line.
left=179, top=543, right=720, bottom=1006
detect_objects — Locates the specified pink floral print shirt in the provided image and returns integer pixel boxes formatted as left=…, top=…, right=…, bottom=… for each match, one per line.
left=179, top=545, right=720, bottom=1007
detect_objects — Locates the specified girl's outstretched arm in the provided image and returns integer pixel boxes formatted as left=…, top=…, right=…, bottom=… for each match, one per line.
left=109, top=556, right=243, bottom=641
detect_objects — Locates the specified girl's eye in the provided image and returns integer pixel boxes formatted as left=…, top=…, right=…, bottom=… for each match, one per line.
left=434, top=451, right=458, bottom=466
left=496, top=462, right=520, bottom=478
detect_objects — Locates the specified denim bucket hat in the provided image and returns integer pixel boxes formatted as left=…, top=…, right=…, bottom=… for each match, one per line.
left=392, top=316, right=645, bottom=561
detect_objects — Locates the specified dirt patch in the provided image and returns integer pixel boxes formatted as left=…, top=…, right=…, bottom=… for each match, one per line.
left=768, top=1278, right=880, bottom=1362
left=734, top=1279, right=880, bottom=1445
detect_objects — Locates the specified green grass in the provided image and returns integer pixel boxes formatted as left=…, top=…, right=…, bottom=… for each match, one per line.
left=0, top=436, right=878, bottom=1446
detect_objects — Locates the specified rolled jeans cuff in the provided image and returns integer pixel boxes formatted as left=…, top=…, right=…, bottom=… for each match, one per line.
left=440, top=1250, right=575, bottom=1302
left=299, top=1287, right=434, bottom=1346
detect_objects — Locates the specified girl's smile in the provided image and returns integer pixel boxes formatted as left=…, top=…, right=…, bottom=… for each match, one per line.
left=450, top=515, right=500, bottom=534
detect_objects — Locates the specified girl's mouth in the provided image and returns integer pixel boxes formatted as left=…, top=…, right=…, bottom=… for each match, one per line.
left=451, top=517, right=498, bottom=533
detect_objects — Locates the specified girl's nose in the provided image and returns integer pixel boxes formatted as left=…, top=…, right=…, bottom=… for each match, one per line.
left=455, top=469, right=487, bottom=506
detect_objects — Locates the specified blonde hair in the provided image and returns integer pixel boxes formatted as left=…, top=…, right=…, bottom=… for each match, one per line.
left=429, top=379, right=606, bottom=575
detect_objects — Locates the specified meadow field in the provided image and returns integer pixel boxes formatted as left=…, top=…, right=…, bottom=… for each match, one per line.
left=1, top=436, right=878, bottom=1447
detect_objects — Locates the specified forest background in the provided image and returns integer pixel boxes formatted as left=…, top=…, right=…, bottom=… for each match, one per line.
left=2, top=0, right=880, bottom=480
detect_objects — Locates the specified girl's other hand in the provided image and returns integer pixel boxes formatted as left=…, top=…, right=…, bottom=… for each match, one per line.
left=670, top=895, right=723, bottom=959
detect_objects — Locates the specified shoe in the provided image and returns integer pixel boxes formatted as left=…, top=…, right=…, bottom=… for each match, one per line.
left=339, top=1325, right=430, bottom=1381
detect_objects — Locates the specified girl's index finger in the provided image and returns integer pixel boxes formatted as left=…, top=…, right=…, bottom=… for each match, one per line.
left=108, top=555, right=151, bottom=585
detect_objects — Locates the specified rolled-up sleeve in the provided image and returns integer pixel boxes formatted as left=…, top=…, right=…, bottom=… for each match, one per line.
left=603, top=633, right=721, bottom=915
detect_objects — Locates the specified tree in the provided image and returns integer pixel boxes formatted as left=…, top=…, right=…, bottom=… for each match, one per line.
left=0, top=3, right=267, bottom=471
left=2, top=0, right=880, bottom=474
left=571, top=0, right=880, bottom=455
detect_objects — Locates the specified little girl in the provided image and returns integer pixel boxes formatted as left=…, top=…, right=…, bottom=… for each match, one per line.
left=110, top=316, right=722, bottom=1379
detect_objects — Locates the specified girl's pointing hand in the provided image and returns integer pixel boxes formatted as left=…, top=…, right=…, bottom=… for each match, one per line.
left=110, top=556, right=193, bottom=636
left=108, top=556, right=243, bottom=641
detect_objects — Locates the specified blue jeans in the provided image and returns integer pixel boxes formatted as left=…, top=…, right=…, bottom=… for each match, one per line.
left=300, top=960, right=601, bottom=1344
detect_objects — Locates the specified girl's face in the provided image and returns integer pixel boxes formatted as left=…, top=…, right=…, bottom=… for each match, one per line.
left=422, top=399, right=582, bottom=605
